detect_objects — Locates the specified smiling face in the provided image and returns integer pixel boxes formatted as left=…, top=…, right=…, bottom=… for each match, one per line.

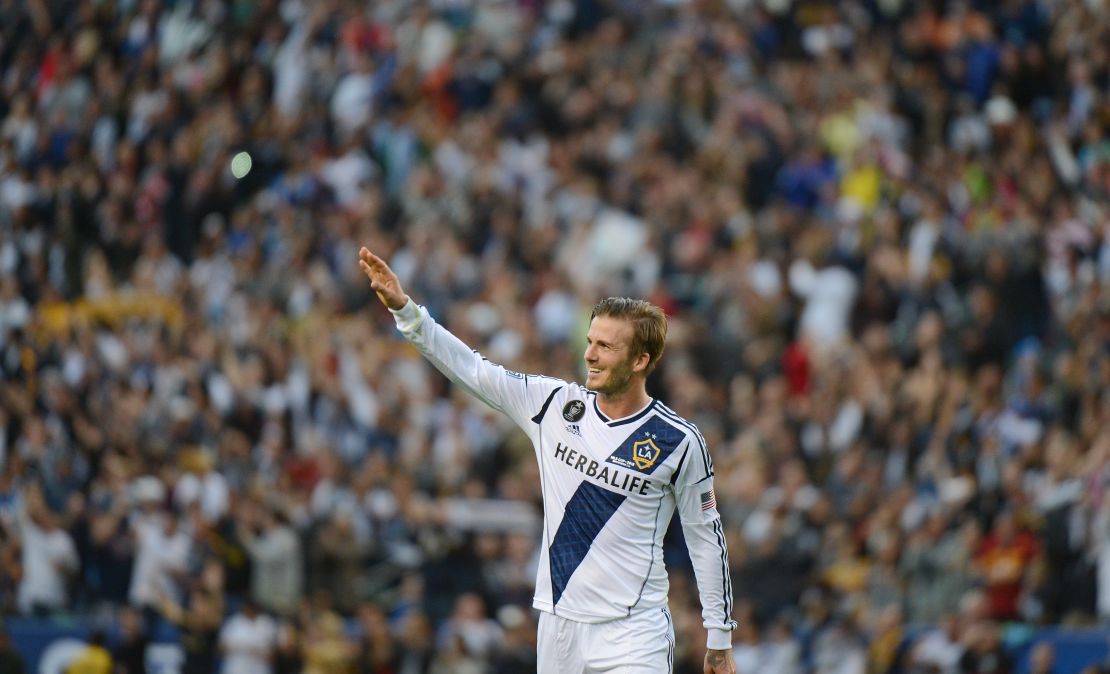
left=584, top=315, right=647, bottom=395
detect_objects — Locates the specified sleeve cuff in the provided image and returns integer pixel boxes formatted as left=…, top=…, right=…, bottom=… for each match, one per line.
left=706, top=627, right=734, bottom=650
left=388, top=298, right=421, bottom=331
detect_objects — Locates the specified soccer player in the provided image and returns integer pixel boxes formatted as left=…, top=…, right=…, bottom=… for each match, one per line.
left=358, top=247, right=737, bottom=673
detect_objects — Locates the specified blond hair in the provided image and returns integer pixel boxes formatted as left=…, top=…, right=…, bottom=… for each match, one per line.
left=590, top=297, right=668, bottom=373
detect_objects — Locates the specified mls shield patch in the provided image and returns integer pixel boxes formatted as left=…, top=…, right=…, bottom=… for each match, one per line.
left=563, top=400, right=586, bottom=422
left=606, top=417, right=684, bottom=474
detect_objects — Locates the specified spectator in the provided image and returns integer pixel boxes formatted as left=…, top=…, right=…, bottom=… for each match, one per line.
left=16, top=488, right=78, bottom=616
left=301, top=611, right=353, bottom=674
left=78, top=455, right=136, bottom=609
left=911, top=614, right=966, bottom=674
left=957, top=621, right=1013, bottom=674
left=436, top=593, right=503, bottom=662
left=218, top=599, right=276, bottom=674
left=128, top=495, right=191, bottom=616
left=974, top=511, right=1039, bottom=621
left=63, top=631, right=111, bottom=674
left=308, top=507, right=367, bottom=615
left=272, top=620, right=303, bottom=674
left=173, top=446, right=230, bottom=524
left=490, top=605, right=537, bottom=674
left=762, top=616, right=802, bottom=674
left=0, top=0, right=1107, bottom=671
left=1028, top=642, right=1057, bottom=674
left=111, top=607, right=148, bottom=674
left=239, top=503, right=302, bottom=617
left=733, top=619, right=764, bottom=674
left=427, top=634, right=485, bottom=674
left=158, top=589, right=223, bottom=674
left=811, top=613, right=867, bottom=674
left=356, top=602, right=399, bottom=674
left=394, top=610, right=436, bottom=673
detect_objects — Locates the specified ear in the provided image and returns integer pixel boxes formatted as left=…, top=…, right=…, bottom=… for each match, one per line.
left=632, top=351, right=651, bottom=374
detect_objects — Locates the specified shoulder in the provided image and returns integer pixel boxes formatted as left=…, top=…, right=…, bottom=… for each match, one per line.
left=523, top=373, right=571, bottom=389
left=652, top=401, right=705, bottom=446
left=564, top=381, right=591, bottom=398
left=652, top=403, right=713, bottom=476
left=520, top=373, right=570, bottom=405
left=519, top=375, right=574, bottom=424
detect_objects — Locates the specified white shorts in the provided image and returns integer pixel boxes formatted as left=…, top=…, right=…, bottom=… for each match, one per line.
left=537, top=607, right=675, bottom=673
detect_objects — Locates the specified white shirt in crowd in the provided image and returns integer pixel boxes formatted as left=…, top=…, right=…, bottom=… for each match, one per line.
left=219, top=611, right=277, bottom=674
left=245, top=523, right=303, bottom=615
left=912, top=626, right=965, bottom=674
left=788, top=260, right=858, bottom=350
left=128, top=513, right=191, bottom=608
left=17, top=514, right=78, bottom=614
left=174, top=470, right=230, bottom=522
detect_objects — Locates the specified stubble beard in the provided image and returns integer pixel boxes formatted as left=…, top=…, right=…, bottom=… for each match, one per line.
left=593, top=358, right=636, bottom=397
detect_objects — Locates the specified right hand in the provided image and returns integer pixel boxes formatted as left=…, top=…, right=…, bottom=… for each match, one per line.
left=358, top=246, right=409, bottom=310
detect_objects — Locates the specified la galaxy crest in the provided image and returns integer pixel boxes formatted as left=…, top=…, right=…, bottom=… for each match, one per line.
left=632, top=437, right=661, bottom=470
left=606, top=417, right=684, bottom=474
left=563, top=400, right=585, bottom=422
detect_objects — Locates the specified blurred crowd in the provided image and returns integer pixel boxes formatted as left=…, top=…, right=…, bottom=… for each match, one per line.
left=1, top=0, right=1109, bottom=672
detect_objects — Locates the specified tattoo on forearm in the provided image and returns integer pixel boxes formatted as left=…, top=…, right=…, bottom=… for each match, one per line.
left=707, top=650, right=728, bottom=666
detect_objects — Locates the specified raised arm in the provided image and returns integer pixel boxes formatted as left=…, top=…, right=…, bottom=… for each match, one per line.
left=358, top=246, right=564, bottom=430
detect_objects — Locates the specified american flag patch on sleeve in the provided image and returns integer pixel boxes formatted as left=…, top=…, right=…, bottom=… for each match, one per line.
left=700, top=489, right=716, bottom=511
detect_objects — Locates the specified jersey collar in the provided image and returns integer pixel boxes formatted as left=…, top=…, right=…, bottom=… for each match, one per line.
left=589, top=393, right=657, bottom=427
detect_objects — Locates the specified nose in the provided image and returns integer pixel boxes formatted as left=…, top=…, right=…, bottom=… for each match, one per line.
left=584, top=344, right=597, bottom=363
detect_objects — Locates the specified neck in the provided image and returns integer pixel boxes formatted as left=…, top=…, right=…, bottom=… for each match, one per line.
left=596, top=384, right=652, bottom=420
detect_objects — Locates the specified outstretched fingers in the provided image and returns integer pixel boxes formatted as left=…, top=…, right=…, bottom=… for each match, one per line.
left=358, top=246, right=408, bottom=309
left=358, top=247, right=388, bottom=278
left=359, top=246, right=383, bottom=269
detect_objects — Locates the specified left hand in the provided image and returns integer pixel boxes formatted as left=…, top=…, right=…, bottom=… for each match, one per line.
left=704, top=648, right=736, bottom=674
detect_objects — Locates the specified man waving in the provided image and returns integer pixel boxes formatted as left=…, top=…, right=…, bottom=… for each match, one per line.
left=359, top=246, right=736, bottom=673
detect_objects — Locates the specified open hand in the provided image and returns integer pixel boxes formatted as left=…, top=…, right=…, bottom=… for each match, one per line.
left=358, top=246, right=409, bottom=310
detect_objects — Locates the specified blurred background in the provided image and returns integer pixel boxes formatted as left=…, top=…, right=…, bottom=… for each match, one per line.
left=0, top=0, right=1109, bottom=673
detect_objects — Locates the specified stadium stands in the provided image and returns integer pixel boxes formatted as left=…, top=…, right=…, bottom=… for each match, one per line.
left=0, top=0, right=1109, bottom=672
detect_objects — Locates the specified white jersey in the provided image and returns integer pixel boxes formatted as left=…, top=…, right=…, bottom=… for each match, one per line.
left=391, top=300, right=737, bottom=649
